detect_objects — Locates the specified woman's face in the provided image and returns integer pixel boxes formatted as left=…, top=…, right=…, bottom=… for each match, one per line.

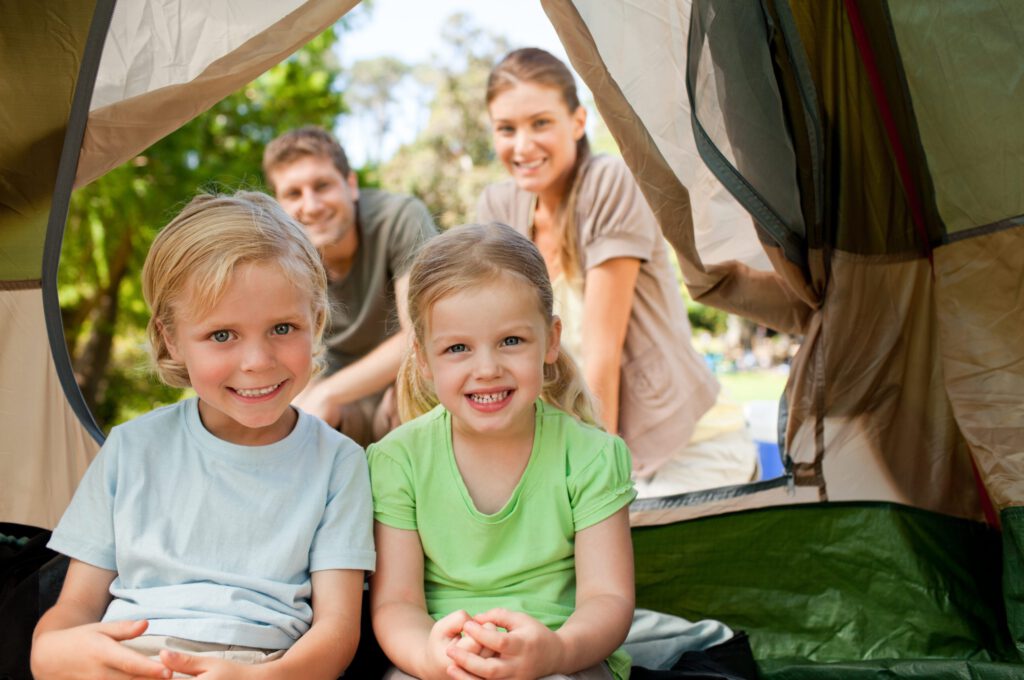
left=488, top=82, right=586, bottom=200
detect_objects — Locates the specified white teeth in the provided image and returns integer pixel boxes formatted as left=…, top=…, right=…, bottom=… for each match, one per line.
left=235, top=383, right=280, bottom=398
left=470, top=391, right=509, bottom=404
left=517, top=160, right=542, bottom=169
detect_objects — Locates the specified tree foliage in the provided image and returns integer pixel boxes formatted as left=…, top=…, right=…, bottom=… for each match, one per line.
left=60, top=28, right=348, bottom=431
left=377, top=13, right=510, bottom=229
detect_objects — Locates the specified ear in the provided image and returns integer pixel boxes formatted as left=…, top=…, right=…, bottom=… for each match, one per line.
left=545, top=316, right=563, bottom=365
left=571, top=106, right=587, bottom=142
left=157, top=319, right=181, bottom=361
left=346, top=170, right=360, bottom=202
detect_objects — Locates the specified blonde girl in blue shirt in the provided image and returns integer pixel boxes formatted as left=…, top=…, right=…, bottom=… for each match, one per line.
left=368, top=222, right=636, bottom=680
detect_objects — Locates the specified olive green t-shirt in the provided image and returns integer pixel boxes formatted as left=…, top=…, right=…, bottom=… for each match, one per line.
left=324, top=189, right=436, bottom=375
left=368, top=400, right=636, bottom=679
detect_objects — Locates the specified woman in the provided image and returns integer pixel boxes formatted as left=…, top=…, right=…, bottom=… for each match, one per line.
left=477, top=48, right=755, bottom=491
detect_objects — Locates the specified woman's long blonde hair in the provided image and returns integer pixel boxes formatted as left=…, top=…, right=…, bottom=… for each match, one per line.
left=397, top=223, right=599, bottom=427
left=486, top=47, right=591, bottom=282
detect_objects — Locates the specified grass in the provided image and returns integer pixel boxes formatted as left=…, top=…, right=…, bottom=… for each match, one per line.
left=717, top=368, right=788, bottom=404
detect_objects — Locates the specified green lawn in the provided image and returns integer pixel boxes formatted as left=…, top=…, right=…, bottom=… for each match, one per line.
left=717, top=369, right=788, bottom=404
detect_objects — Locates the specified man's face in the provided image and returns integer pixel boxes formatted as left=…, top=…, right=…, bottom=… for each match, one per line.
left=269, top=155, right=359, bottom=253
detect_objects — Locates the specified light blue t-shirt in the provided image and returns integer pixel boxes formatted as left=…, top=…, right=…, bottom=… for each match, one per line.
left=49, top=398, right=376, bottom=650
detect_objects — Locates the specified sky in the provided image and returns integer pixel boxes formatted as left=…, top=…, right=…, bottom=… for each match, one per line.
left=334, top=0, right=577, bottom=167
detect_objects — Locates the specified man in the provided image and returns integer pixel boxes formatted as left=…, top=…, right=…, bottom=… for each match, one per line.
left=263, top=126, right=437, bottom=446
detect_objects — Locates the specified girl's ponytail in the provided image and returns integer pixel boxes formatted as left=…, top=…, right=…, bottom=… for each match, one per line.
left=542, top=348, right=600, bottom=428
left=396, top=343, right=439, bottom=423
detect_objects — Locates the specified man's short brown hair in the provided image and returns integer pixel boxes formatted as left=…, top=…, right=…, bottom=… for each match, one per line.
left=263, top=126, right=352, bottom=192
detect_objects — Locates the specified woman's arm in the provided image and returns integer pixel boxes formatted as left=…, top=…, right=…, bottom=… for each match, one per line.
left=582, top=258, right=641, bottom=432
left=32, top=559, right=170, bottom=679
left=371, top=522, right=472, bottom=680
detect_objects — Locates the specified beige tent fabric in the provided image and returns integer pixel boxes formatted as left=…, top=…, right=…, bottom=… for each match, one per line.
left=0, top=289, right=99, bottom=529
left=544, top=0, right=987, bottom=521
left=936, top=227, right=1024, bottom=511
left=786, top=252, right=983, bottom=519
left=541, top=0, right=816, bottom=336
left=630, top=484, right=821, bottom=527
left=75, top=0, right=360, bottom=187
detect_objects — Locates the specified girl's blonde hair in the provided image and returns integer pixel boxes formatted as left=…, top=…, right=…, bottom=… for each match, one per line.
left=142, top=191, right=329, bottom=388
left=397, top=222, right=599, bottom=427
left=486, top=47, right=591, bottom=282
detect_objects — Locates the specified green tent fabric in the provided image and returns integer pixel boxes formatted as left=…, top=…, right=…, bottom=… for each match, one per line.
left=2, top=0, right=1022, bottom=676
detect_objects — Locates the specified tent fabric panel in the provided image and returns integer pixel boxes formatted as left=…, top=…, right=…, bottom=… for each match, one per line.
left=934, top=226, right=1024, bottom=512
left=758, top=659, right=1022, bottom=679
left=0, top=289, right=99, bottom=529
left=630, top=483, right=820, bottom=527
left=786, top=1, right=921, bottom=257
left=541, top=0, right=817, bottom=337
left=90, top=0, right=308, bottom=111
left=633, top=503, right=1013, bottom=665
left=785, top=252, right=983, bottom=519
left=888, top=1, right=1024, bottom=236
left=686, top=0, right=807, bottom=264
left=1003, top=507, right=1024, bottom=660
left=0, top=0, right=95, bottom=281
left=75, top=0, right=359, bottom=188
left=565, top=0, right=771, bottom=271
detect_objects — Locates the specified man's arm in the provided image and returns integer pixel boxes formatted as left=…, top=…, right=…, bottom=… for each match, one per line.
left=294, top=274, right=412, bottom=427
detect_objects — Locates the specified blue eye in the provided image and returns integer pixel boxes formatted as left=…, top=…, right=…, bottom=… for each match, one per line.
left=210, top=330, right=231, bottom=343
left=273, top=323, right=293, bottom=335
left=447, top=343, right=468, bottom=354
left=501, top=336, right=523, bottom=346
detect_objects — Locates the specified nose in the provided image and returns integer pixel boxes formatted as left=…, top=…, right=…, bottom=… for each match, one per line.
left=297, top=188, right=323, bottom=219
left=240, top=338, right=276, bottom=373
left=472, top=348, right=502, bottom=380
left=513, top=129, right=533, bottom=155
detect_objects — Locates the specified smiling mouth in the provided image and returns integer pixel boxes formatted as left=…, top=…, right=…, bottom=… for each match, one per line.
left=514, top=159, right=544, bottom=170
left=233, top=383, right=283, bottom=398
left=469, top=390, right=510, bottom=404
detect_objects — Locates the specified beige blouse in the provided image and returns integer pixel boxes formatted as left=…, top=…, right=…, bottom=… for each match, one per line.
left=477, top=155, right=719, bottom=475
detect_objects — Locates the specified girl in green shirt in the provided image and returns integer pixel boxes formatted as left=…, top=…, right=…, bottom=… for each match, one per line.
left=368, top=223, right=637, bottom=680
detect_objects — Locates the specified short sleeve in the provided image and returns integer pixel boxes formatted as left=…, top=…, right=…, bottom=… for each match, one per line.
left=578, top=157, right=659, bottom=270
left=568, top=435, right=637, bottom=532
left=47, top=429, right=121, bottom=570
left=367, top=444, right=418, bottom=531
left=309, top=444, right=377, bottom=573
left=386, top=197, right=438, bottom=278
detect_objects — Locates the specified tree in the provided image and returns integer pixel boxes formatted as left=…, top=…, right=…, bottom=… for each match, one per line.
left=344, top=56, right=413, bottom=164
left=378, top=13, right=511, bottom=229
left=60, top=28, right=349, bottom=431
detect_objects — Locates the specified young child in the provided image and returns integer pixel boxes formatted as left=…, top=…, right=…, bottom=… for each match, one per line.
left=368, top=223, right=636, bottom=680
left=31, top=192, right=375, bottom=679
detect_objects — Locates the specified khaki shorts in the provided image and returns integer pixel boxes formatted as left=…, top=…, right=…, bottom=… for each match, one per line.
left=339, top=384, right=400, bottom=448
left=122, top=635, right=284, bottom=677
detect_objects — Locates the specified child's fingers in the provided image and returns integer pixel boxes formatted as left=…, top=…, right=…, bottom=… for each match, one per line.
left=96, top=619, right=150, bottom=641
left=159, top=649, right=209, bottom=675
left=461, top=619, right=507, bottom=655
left=104, top=643, right=171, bottom=679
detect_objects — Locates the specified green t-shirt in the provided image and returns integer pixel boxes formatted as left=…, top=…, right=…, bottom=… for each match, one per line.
left=368, top=399, right=636, bottom=679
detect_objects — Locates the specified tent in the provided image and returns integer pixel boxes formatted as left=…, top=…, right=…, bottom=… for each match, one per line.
left=2, top=0, right=1021, bottom=677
